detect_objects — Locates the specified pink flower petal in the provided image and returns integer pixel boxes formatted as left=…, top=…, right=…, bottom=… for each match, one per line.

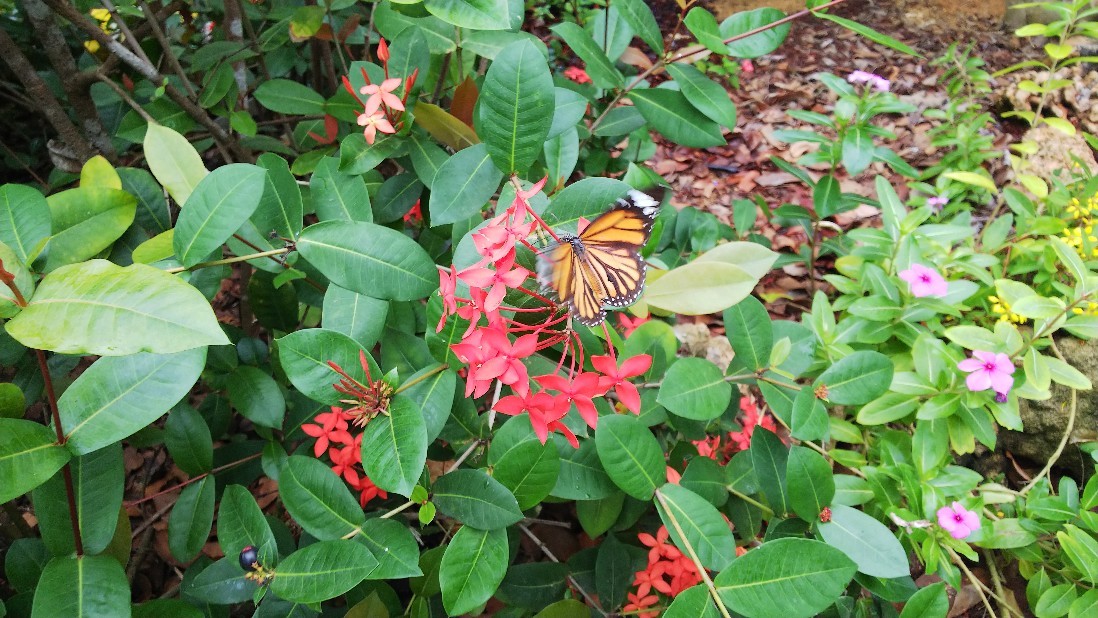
left=965, top=371, right=992, bottom=392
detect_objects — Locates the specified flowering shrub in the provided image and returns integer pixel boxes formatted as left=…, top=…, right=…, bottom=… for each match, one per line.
left=1, top=0, right=1097, bottom=617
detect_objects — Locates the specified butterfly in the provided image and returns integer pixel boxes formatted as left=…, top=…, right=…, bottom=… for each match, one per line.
left=536, top=189, right=661, bottom=327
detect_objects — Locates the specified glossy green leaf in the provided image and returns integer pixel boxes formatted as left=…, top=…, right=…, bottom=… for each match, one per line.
left=841, top=126, right=875, bottom=176
left=595, top=414, right=663, bottom=500
left=720, top=8, right=790, bottom=58
left=814, top=351, right=893, bottom=405
left=724, top=296, right=772, bottom=370
left=0, top=241, right=33, bottom=318
left=0, top=419, right=67, bottom=504
left=750, top=427, right=789, bottom=515
left=174, top=164, right=267, bottom=267
left=899, top=582, right=947, bottom=618
left=401, top=365, right=456, bottom=442
left=276, top=328, right=380, bottom=406
left=476, top=39, right=555, bottom=174
left=577, top=493, right=625, bottom=538
left=423, top=0, right=521, bottom=30
left=163, top=404, right=213, bottom=475
left=656, top=484, right=737, bottom=570
left=548, top=88, right=589, bottom=139
left=254, top=153, right=303, bottom=239
left=185, top=557, right=255, bottom=604
left=372, top=173, right=423, bottom=223
left=169, top=476, right=215, bottom=561
left=1035, top=584, right=1076, bottom=618
left=361, top=395, right=427, bottom=497
left=657, top=358, right=731, bottom=420
left=1058, top=525, right=1098, bottom=584
left=790, top=387, right=828, bottom=441
left=33, top=446, right=122, bottom=556
left=684, top=7, right=728, bottom=55
left=665, top=584, right=719, bottom=618
left=541, top=177, right=631, bottom=229
left=269, top=540, right=377, bottom=603
left=713, top=538, right=857, bottom=618
left=280, top=455, right=366, bottom=539
left=595, top=534, right=637, bottom=610
left=310, top=157, right=373, bottom=223
left=356, top=518, right=423, bottom=579
left=0, top=184, right=50, bottom=264
left=432, top=468, right=523, bottom=529
left=551, top=437, right=617, bottom=500
left=144, top=124, right=207, bottom=206
left=297, top=220, right=436, bottom=300
left=646, top=261, right=756, bottom=316
left=227, top=366, right=285, bottom=429
left=616, top=0, right=663, bottom=54
left=439, top=526, right=509, bottom=615
left=786, top=446, right=834, bottom=522
left=408, top=132, right=450, bottom=187
left=31, top=555, right=128, bottom=618
left=544, top=127, right=579, bottom=186
left=59, top=348, right=206, bottom=454
left=5, top=538, right=50, bottom=593
left=254, top=79, right=326, bottom=114
left=43, top=186, right=136, bottom=272
left=497, top=562, right=569, bottom=610
left=339, top=134, right=408, bottom=175
left=487, top=415, right=560, bottom=509
left=817, top=504, right=909, bottom=578
left=218, top=485, right=278, bottom=567
left=666, top=63, right=736, bottom=129
left=630, top=88, right=724, bottom=148
left=427, top=144, right=503, bottom=226
left=550, top=22, right=623, bottom=89
left=322, top=285, right=388, bottom=349
left=0, top=382, right=24, bottom=419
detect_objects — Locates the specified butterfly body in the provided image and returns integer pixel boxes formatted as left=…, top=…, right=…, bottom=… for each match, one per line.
left=537, top=190, right=661, bottom=326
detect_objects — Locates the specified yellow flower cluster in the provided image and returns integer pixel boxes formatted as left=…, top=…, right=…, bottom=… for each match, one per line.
left=1072, top=301, right=1098, bottom=316
left=1062, top=192, right=1098, bottom=259
left=83, top=8, right=116, bottom=54
left=988, top=295, right=1027, bottom=324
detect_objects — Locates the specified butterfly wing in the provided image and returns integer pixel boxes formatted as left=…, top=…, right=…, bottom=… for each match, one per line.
left=537, top=190, right=661, bottom=326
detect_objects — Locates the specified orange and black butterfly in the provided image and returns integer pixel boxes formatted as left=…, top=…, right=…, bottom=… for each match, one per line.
left=536, top=190, right=662, bottom=326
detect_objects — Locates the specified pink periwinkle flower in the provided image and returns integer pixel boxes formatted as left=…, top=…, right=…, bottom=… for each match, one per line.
left=847, top=70, right=890, bottom=92
left=937, top=501, right=980, bottom=540
left=926, top=195, right=948, bottom=211
left=957, top=351, right=1014, bottom=395
left=898, top=264, right=948, bottom=298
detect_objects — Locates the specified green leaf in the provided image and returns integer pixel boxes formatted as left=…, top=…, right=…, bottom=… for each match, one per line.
left=857, top=393, right=919, bottom=425
left=184, top=557, right=255, bottom=604
left=33, top=445, right=122, bottom=556
left=943, top=325, right=1002, bottom=352
left=814, top=351, right=893, bottom=405
left=720, top=8, right=791, bottom=58
left=322, top=285, right=388, bottom=350
left=374, top=0, right=457, bottom=54
left=544, top=127, right=579, bottom=186
left=812, top=12, right=920, bottom=57
left=59, top=348, right=206, bottom=454
left=595, top=414, right=664, bottom=500
left=498, top=562, right=569, bottom=610
left=694, top=241, right=779, bottom=279
left=280, top=455, right=366, bottom=539
left=841, top=126, right=875, bottom=176
left=713, top=538, right=857, bottom=618
left=542, top=177, right=631, bottom=229
left=750, top=427, right=790, bottom=516
left=577, top=493, right=625, bottom=538
left=818, top=505, right=909, bottom=578
left=488, top=415, right=560, bottom=510
left=310, top=157, right=373, bottom=223
left=423, top=0, right=521, bottom=30
left=0, top=184, right=50, bottom=264
left=218, top=485, right=278, bottom=567
left=296, top=221, right=437, bottom=300
left=44, top=186, right=136, bottom=271
left=724, top=296, right=772, bottom=370
left=657, top=358, right=731, bottom=421
left=361, top=395, right=427, bottom=497
left=616, top=0, right=663, bottom=53
left=339, top=134, right=409, bottom=175
left=942, top=171, right=996, bottom=193
left=1035, top=584, right=1076, bottom=618
left=595, top=534, right=637, bottom=611
left=548, top=88, right=590, bottom=139
left=684, top=7, right=728, bottom=55
left=276, top=328, right=380, bottom=405
left=630, top=88, right=725, bottom=148
left=665, top=63, right=736, bottom=129
left=1044, top=355, right=1092, bottom=390
left=656, top=484, right=737, bottom=570
left=254, top=153, right=303, bottom=239
left=1058, top=525, right=1098, bottom=584
left=227, top=366, right=286, bottom=429
left=144, top=124, right=208, bottom=206
left=439, top=526, right=509, bottom=616
left=254, top=79, right=326, bottom=114
left=786, top=446, right=834, bottom=522
left=269, top=540, right=377, bottom=603
left=408, top=132, right=450, bottom=187
left=665, top=584, right=719, bottom=618
left=0, top=421, right=67, bottom=509
left=551, top=437, right=617, bottom=500
left=476, top=39, right=554, bottom=174
left=813, top=174, right=842, bottom=219
left=164, top=404, right=213, bottom=475
left=550, top=22, right=624, bottom=89
left=791, top=387, right=828, bottom=441
left=899, top=582, right=948, bottom=618
left=169, top=476, right=215, bottom=561
left=356, top=518, right=423, bottom=579
left=646, top=262, right=756, bottom=315
left=427, top=144, right=503, bottom=226
left=0, top=383, right=25, bottom=419
left=174, top=164, right=267, bottom=267
left=31, top=555, right=129, bottom=618
left=433, top=468, right=523, bottom=529
left=373, top=173, right=423, bottom=223
left=1070, top=589, right=1098, bottom=618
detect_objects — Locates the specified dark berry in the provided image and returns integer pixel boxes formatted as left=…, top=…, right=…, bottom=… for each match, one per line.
left=239, top=545, right=259, bottom=571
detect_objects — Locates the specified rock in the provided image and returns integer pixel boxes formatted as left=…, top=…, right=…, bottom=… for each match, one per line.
left=1016, top=123, right=1098, bottom=184
left=1002, top=337, right=1098, bottom=480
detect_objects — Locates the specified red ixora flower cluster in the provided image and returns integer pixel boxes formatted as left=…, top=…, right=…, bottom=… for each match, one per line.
left=438, top=176, right=652, bottom=447
left=342, top=38, right=418, bottom=144
left=624, top=526, right=704, bottom=616
left=301, top=352, right=393, bottom=507
left=693, top=396, right=776, bottom=463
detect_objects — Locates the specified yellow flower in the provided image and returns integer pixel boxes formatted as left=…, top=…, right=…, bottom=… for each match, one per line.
left=1072, top=301, right=1098, bottom=316
left=89, top=7, right=111, bottom=22
left=988, top=295, right=1027, bottom=324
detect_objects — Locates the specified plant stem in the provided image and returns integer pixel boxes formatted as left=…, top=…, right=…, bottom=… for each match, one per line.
left=123, top=452, right=264, bottom=507
left=654, top=490, right=734, bottom=618
left=164, top=248, right=291, bottom=274
left=35, top=348, right=84, bottom=556
left=1019, top=340, right=1077, bottom=495
left=394, top=364, right=451, bottom=395
left=519, top=523, right=609, bottom=617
